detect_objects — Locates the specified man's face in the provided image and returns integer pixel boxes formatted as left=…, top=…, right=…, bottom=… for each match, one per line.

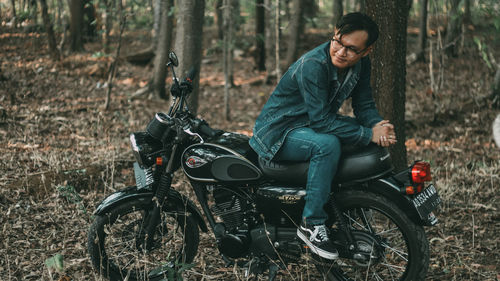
left=329, top=30, right=373, bottom=69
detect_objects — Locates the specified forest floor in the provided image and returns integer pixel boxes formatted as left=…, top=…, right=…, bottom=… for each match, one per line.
left=0, top=25, right=499, bottom=281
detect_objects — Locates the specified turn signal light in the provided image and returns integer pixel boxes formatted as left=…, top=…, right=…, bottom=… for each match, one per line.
left=156, top=157, right=163, bottom=166
left=411, top=161, right=432, bottom=184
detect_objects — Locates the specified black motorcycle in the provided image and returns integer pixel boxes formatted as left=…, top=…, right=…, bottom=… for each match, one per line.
left=88, top=52, right=441, bottom=281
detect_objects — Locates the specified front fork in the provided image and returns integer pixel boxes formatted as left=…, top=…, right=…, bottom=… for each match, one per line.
left=142, top=144, right=179, bottom=251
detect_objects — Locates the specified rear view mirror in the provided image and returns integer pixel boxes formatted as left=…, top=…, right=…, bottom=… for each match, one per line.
left=168, top=52, right=179, bottom=67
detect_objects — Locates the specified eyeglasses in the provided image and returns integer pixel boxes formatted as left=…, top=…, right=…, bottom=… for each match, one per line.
left=331, top=38, right=367, bottom=57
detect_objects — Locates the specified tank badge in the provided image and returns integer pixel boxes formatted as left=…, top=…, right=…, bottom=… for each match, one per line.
left=186, top=156, right=208, bottom=168
left=278, top=195, right=302, bottom=204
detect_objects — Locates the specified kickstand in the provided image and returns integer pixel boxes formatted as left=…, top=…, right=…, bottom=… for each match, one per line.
left=268, top=263, right=279, bottom=281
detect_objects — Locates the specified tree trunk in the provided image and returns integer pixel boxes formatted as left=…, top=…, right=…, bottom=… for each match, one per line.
left=463, top=0, right=471, bottom=25
left=152, top=0, right=174, bottom=100
left=214, top=0, right=223, bottom=40
left=102, top=0, right=114, bottom=53
left=174, top=0, right=205, bottom=114
left=285, top=0, right=305, bottom=67
left=264, top=0, right=275, bottom=83
left=358, top=0, right=366, bottom=13
left=255, top=0, right=266, bottom=71
left=56, top=0, right=63, bottom=33
left=274, top=0, right=281, bottom=79
left=444, top=0, right=462, bottom=57
left=366, top=0, right=408, bottom=170
left=152, top=0, right=161, bottom=46
left=68, top=0, right=84, bottom=51
left=82, top=0, right=96, bottom=41
left=10, top=0, right=17, bottom=27
left=39, top=0, right=59, bottom=60
left=415, top=0, right=428, bottom=62
left=333, top=0, right=343, bottom=25
left=222, top=0, right=235, bottom=120
left=492, top=64, right=500, bottom=108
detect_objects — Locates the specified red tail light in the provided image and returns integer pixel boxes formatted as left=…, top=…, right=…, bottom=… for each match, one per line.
left=411, top=161, right=432, bottom=184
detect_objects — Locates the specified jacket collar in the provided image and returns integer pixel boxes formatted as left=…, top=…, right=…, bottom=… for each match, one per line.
left=325, top=41, right=362, bottom=82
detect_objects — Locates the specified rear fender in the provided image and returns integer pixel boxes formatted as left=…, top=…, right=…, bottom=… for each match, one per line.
left=339, top=179, right=432, bottom=226
left=94, top=186, right=208, bottom=232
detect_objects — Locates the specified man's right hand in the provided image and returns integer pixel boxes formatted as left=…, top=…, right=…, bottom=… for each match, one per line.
left=371, top=120, right=397, bottom=147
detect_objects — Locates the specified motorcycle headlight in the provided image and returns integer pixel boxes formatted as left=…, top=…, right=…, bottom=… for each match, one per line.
left=130, top=133, right=144, bottom=166
left=130, top=132, right=163, bottom=167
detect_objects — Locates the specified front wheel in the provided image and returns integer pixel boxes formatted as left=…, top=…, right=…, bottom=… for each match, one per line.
left=317, top=190, right=429, bottom=281
left=88, top=198, right=199, bottom=281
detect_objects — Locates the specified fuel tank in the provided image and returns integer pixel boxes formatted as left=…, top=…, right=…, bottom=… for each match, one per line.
left=182, top=132, right=262, bottom=182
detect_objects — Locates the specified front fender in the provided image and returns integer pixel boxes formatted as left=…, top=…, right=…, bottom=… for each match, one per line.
left=94, top=186, right=208, bottom=232
left=339, top=179, right=435, bottom=226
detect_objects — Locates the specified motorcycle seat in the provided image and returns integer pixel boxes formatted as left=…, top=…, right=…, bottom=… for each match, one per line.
left=258, top=143, right=394, bottom=185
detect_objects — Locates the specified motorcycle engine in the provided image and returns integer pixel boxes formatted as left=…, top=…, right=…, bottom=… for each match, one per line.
left=211, top=187, right=255, bottom=258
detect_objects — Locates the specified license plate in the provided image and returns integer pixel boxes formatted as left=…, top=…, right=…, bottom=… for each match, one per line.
left=134, top=162, right=153, bottom=189
left=412, top=184, right=441, bottom=219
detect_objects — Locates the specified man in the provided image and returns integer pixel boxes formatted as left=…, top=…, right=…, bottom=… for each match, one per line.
left=249, top=13, right=396, bottom=260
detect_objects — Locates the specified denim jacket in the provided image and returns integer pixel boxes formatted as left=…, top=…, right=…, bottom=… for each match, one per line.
left=249, top=41, right=383, bottom=160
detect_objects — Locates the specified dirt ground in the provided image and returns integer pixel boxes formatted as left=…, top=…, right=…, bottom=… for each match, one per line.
left=0, top=25, right=499, bottom=281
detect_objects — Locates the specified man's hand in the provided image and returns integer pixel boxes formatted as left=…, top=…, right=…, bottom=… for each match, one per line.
left=371, top=120, right=397, bottom=147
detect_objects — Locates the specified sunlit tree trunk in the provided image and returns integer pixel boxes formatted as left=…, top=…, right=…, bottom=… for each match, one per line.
left=333, top=0, right=343, bottom=25
left=152, top=0, right=174, bottom=99
left=174, top=0, right=205, bottom=114
left=39, top=0, right=59, bottom=60
left=366, top=0, right=409, bottom=169
left=444, top=0, right=462, bottom=57
left=255, top=0, right=266, bottom=71
left=416, top=0, right=428, bottom=62
left=68, top=0, right=84, bottom=51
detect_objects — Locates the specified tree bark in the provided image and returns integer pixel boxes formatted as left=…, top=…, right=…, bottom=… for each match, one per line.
left=358, top=0, right=365, bottom=13
left=152, top=0, right=174, bottom=99
left=264, top=0, right=276, bottom=83
left=444, top=0, right=462, bottom=58
left=223, top=0, right=236, bottom=120
left=255, top=0, right=266, bottom=71
left=152, top=0, right=161, bottom=46
left=366, top=0, right=408, bottom=169
left=102, top=0, right=114, bottom=53
left=10, top=0, right=17, bottom=27
left=416, top=0, right=428, bottom=62
left=285, top=0, right=305, bottom=67
left=492, top=64, right=500, bottom=108
left=333, top=0, right=343, bottom=25
left=463, top=0, right=471, bottom=25
left=68, top=0, right=84, bottom=51
left=214, top=0, right=223, bottom=40
left=39, top=0, right=60, bottom=60
left=174, top=0, right=205, bottom=114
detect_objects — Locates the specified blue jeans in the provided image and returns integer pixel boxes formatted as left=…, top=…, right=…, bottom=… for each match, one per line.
left=274, top=127, right=341, bottom=225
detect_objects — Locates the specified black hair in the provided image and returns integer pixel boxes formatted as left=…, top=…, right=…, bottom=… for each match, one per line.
left=335, top=12, right=379, bottom=47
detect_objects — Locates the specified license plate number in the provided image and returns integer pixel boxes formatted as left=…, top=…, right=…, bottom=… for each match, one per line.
left=412, top=185, right=441, bottom=219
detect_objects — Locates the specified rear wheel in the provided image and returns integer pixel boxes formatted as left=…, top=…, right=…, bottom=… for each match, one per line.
left=315, top=190, right=429, bottom=281
left=88, top=199, right=199, bottom=281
